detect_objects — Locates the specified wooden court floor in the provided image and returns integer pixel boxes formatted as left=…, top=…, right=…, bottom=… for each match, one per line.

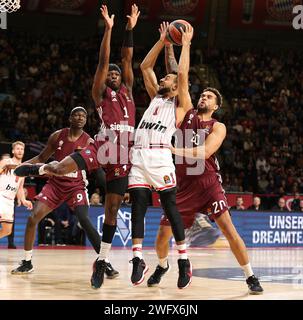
left=1, top=246, right=303, bottom=300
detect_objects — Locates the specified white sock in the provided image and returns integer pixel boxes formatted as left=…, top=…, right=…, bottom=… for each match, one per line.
left=38, top=165, right=46, bottom=175
left=159, top=257, right=168, bottom=269
left=177, top=243, right=188, bottom=259
left=24, top=250, right=32, bottom=261
left=241, top=263, right=254, bottom=279
left=132, top=244, right=143, bottom=259
left=98, top=241, right=112, bottom=261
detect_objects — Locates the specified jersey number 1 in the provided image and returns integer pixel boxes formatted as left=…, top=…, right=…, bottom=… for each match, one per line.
left=123, top=107, right=129, bottom=119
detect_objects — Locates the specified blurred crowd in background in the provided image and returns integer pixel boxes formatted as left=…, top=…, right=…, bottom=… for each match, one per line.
left=1, top=32, right=303, bottom=218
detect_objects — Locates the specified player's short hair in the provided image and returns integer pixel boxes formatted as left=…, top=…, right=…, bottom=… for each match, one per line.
left=109, top=63, right=122, bottom=75
left=70, top=106, right=87, bottom=116
left=12, top=141, right=25, bottom=149
left=203, top=87, right=223, bottom=108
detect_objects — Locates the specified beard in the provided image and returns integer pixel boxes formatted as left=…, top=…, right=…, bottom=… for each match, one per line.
left=158, top=87, right=171, bottom=95
left=106, top=79, right=120, bottom=91
left=197, top=103, right=209, bottom=114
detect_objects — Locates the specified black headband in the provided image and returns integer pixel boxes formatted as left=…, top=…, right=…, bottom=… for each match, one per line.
left=109, top=63, right=122, bottom=74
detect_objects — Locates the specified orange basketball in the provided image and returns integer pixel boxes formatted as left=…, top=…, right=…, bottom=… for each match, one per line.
left=166, top=20, right=193, bottom=46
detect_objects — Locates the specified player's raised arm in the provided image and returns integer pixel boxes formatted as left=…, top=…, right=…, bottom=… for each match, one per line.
left=172, top=122, right=226, bottom=159
left=165, top=43, right=178, bottom=74
left=176, top=24, right=194, bottom=125
left=92, top=5, right=115, bottom=105
left=25, top=130, right=61, bottom=164
left=121, top=4, right=140, bottom=97
left=140, top=22, right=169, bottom=100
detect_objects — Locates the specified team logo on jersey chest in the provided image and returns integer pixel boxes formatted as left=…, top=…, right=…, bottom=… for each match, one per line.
left=124, top=93, right=131, bottom=102
left=187, top=113, right=194, bottom=124
left=57, top=140, right=64, bottom=150
left=201, top=125, right=211, bottom=134
left=111, top=91, right=118, bottom=102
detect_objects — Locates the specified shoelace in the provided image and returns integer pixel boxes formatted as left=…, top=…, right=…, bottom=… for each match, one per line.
left=106, top=263, right=113, bottom=271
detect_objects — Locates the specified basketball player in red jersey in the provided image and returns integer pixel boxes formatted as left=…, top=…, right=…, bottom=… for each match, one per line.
left=14, top=5, right=140, bottom=289
left=147, top=25, right=263, bottom=294
left=10, top=107, right=118, bottom=279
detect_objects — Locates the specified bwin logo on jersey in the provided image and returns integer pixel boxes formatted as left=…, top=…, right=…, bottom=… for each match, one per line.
left=6, top=184, right=17, bottom=192
left=139, top=120, right=167, bottom=133
left=97, top=209, right=132, bottom=246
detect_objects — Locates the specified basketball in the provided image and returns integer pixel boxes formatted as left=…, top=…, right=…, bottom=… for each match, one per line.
left=166, top=19, right=193, bottom=46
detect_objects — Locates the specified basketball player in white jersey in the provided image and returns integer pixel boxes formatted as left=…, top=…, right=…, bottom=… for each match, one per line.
left=128, top=22, right=194, bottom=289
left=0, top=141, right=33, bottom=240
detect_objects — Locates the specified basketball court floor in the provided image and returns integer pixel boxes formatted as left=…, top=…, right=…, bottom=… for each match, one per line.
left=1, top=244, right=303, bottom=300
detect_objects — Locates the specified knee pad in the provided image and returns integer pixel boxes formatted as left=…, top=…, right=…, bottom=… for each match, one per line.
left=159, top=188, right=185, bottom=242
left=130, top=188, right=150, bottom=239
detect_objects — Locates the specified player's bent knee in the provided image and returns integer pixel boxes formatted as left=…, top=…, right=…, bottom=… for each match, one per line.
left=28, top=214, right=42, bottom=226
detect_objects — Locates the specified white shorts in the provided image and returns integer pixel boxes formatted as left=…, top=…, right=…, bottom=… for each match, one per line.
left=0, top=195, right=14, bottom=223
left=128, top=148, right=176, bottom=191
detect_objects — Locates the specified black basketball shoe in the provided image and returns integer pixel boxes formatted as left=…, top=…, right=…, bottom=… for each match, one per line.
left=90, top=259, right=107, bottom=289
left=11, top=260, right=34, bottom=274
left=14, top=164, right=42, bottom=177
left=147, top=264, right=170, bottom=287
left=130, top=257, right=149, bottom=285
left=177, top=259, right=192, bottom=289
left=105, top=262, right=119, bottom=279
left=246, top=275, right=264, bottom=295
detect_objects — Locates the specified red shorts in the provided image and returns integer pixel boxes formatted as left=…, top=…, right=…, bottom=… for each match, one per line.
left=79, top=140, right=131, bottom=182
left=160, top=173, right=229, bottom=228
left=35, top=181, right=89, bottom=211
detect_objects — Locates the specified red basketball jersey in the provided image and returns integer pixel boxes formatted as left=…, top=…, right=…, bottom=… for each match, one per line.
left=175, top=109, right=221, bottom=179
left=96, top=84, right=136, bottom=146
left=49, top=128, right=91, bottom=188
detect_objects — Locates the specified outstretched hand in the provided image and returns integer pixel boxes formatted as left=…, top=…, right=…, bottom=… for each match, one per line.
left=21, top=199, right=33, bottom=210
left=126, top=4, right=140, bottom=30
left=159, top=21, right=170, bottom=45
left=180, top=24, right=194, bottom=46
left=100, top=5, right=114, bottom=29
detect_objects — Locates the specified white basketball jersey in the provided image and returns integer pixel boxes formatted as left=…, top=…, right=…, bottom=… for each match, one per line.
left=0, top=159, right=22, bottom=201
left=135, top=95, right=177, bottom=148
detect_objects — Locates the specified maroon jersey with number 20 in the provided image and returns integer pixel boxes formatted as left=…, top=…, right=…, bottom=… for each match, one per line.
left=161, top=109, right=229, bottom=228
